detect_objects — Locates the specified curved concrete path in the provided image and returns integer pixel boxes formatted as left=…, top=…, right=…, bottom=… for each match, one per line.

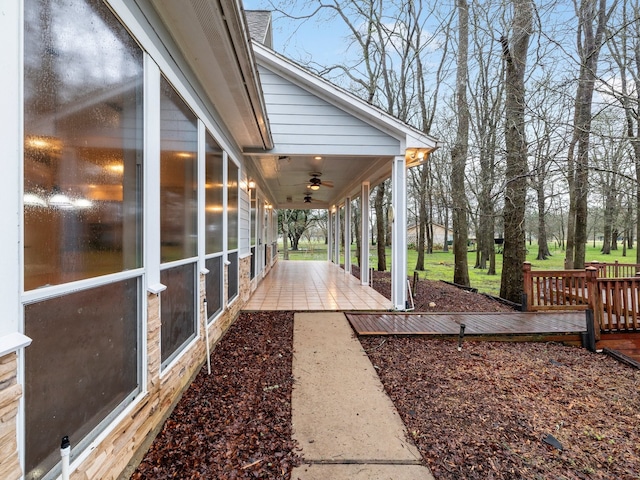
left=291, top=313, right=435, bottom=480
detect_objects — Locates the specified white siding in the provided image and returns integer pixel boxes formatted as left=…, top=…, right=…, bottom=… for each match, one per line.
left=258, top=66, right=401, bottom=156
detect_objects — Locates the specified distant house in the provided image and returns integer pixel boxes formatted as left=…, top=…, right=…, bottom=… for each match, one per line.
left=407, top=223, right=449, bottom=247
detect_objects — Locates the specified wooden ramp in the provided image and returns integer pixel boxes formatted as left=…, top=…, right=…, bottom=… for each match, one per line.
left=346, top=312, right=588, bottom=338
left=597, top=332, right=640, bottom=368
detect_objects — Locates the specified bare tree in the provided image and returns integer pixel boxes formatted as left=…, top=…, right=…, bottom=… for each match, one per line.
left=499, top=0, right=533, bottom=303
left=468, top=1, right=505, bottom=274
left=565, top=0, right=611, bottom=269
left=451, top=0, right=471, bottom=286
left=605, top=0, right=640, bottom=263
left=527, top=77, right=571, bottom=261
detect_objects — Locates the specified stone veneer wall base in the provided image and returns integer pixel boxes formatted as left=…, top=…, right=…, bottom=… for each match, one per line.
left=0, top=353, right=22, bottom=480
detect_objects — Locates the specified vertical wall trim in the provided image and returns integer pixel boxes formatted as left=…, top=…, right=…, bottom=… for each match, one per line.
left=391, top=156, right=407, bottom=310
left=145, top=57, right=162, bottom=289
left=361, top=182, right=370, bottom=286
left=222, top=152, right=229, bottom=260
left=0, top=0, right=21, bottom=336
left=197, top=121, right=206, bottom=278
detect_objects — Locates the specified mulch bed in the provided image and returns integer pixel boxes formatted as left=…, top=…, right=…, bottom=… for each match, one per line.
left=131, top=272, right=640, bottom=480
left=360, top=336, right=640, bottom=480
left=352, top=265, right=515, bottom=312
left=131, top=311, right=299, bottom=479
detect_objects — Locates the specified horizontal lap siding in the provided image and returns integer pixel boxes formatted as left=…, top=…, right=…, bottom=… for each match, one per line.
left=259, top=67, right=400, bottom=156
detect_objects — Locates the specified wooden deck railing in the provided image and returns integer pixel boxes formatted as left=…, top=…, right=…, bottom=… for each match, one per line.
left=595, top=277, right=640, bottom=332
left=522, top=262, right=640, bottom=336
left=587, top=260, right=640, bottom=279
left=522, top=263, right=592, bottom=311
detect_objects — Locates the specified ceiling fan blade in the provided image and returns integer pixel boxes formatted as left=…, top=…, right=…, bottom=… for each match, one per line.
left=321, top=181, right=334, bottom=188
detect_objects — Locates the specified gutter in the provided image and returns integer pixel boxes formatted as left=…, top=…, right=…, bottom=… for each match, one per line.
left=218, top=0, right=274, bottom=150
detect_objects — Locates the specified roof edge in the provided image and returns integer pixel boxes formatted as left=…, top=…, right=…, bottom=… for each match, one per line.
left=221, top=0, right=274, bottom=149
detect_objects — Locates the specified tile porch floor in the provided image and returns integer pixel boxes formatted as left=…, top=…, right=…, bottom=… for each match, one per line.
left=244, top=260, right=391, bottom=311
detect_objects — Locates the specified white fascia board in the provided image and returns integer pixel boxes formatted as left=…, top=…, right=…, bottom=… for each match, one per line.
left=252, top=41, right=440, bottom=152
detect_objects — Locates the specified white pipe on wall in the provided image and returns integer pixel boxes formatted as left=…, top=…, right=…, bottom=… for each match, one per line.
left=60, top=436, right=70, bottom=480
left=204, top=298, right=211, bottom=375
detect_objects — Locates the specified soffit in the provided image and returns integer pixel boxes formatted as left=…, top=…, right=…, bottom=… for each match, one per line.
left=150, top=0, right=272, bottom=150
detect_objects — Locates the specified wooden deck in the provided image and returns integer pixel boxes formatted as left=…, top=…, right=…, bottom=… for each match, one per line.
left=346, top=311, right=588, bottom=339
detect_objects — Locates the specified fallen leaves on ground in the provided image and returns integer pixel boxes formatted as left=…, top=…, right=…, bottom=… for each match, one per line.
left=360, top=336, right=640, bottom=480
left=131, top=312, right=299, bottom=479
left=353, top=266, right=515, bottom=312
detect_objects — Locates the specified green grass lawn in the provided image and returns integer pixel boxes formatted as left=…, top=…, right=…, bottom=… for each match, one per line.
left=280, top=240, right=637, bottom=296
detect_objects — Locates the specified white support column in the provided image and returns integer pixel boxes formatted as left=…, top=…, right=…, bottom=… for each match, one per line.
left=391, top=156, right=407, bottom=310
left=361, top=182, right=370, bottom=286
left=344, top=197, right=352, bottom=274
left=334, top=206, right=341, bottom=265
left=327, top=209, right=333, bottom=262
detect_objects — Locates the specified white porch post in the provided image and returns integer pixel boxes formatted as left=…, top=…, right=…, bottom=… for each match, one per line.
left=334, top=206, right=341, bottom=264
left=361, top=182, right=370, bottom=286
left=327, top=209, right=333, bottom=262
left=344, top=197, right=351, bottom=274
left=391, top=155, right=407, bottom=310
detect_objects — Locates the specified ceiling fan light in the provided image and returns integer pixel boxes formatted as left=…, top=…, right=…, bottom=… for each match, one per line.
left=310, top=184, right=320, bottom=190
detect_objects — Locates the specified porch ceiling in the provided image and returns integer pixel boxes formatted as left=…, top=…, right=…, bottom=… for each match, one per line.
left=246, top=153, right=393, bottom=209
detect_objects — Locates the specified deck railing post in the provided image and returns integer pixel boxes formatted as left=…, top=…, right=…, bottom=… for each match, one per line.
left=585, top=266, right=601, bottom=340
left=583, top=309, right=597, bottom=352
left=523, top=262, right=532, bottom=311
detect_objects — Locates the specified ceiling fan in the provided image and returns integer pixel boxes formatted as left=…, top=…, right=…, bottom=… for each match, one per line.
left=303, top=193, right=322, bottom=204
left=307, top=172, right=333, bottom=191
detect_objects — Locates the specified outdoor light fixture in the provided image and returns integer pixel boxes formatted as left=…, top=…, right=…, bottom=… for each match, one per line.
left=406, top=148, right=430, bottom=168
left=247, top=179, right=256, bottom=190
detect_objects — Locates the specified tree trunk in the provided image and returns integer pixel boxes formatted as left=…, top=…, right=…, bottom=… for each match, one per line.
left=499, top=0, right=532, bottom=303
left=567, top=0, right=609, bottom=269
left=536, top=184, right=551, bottom=260
left=537, top=184, right=551, bottom=260
left=451, top=0, right=471, bottom=287
left=602, top=190, right=613, bottom=253
left=415, top=164, right=428, bottom=270
left=443, top=208, right=450, bottom=252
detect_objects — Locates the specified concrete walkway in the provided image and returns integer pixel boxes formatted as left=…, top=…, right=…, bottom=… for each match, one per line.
left=291, top=313, right=435, bottom=480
